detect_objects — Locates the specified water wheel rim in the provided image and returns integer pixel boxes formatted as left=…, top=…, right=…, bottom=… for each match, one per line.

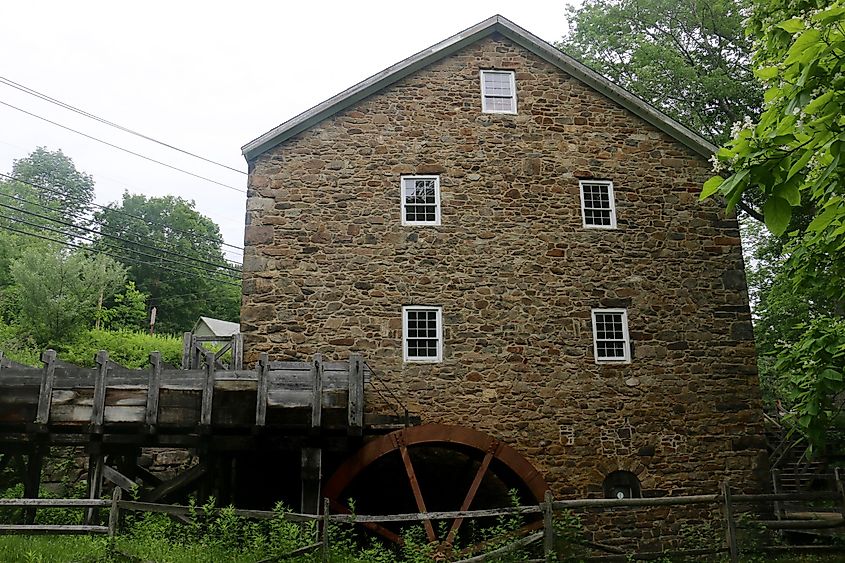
left=324, top=423, right=550, bottom=548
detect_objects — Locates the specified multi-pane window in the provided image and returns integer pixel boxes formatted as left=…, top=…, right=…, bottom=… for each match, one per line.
left=403, top=306, right=443, bottom=362
left=401, top=176, right=440, bottom=225
left=480, top=70, right=517, bottom=114
left=580, top=180, right=617, bottom=229
left=591, top=309, right=630, bottom=362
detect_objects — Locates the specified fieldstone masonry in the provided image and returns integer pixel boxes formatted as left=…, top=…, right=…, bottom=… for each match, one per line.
left=241, top=34, right=766, bottom=501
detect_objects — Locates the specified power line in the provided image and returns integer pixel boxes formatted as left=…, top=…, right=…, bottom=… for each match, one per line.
left=0, top=195, right=242, bottom=271
left=0, top=213, right=241, bottom=282
left=0, top=223, right=241, bottom=288
left=0, top=172, right=244, bottom=253
left=0, top=75, right=247, bottom=177
left=0, top=99, right=247, bottom=194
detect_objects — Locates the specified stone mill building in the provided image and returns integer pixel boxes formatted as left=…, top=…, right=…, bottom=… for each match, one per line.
left=239, top=14, right=766, bottom=523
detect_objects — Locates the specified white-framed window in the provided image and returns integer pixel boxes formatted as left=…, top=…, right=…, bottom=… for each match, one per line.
left=591, top=309, right=631, bottom=363
left=401, top=176, right=441, bottom=226
left=480, top=70, right=517, bottom=114
left=579, top=180, right=617, bottom=229
left=402, top=306, right=443, bottom=363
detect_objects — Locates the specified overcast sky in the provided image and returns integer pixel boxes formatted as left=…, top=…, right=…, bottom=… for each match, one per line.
left=0, top=1, right=574, bottom=263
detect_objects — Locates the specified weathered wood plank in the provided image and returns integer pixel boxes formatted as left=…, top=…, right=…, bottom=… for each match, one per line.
left=103, top=465, right=136, bottom=492
left=722, top=481, right=739, bottom=563
left=0, top=498, right=110, bottom=507
left=35, top=350, right=57, bottom=425
left=232, top=333, right=243, bottom=370
left=90, top=351, right=109, bottom=432
left=117, top=500, right=319, bottom=522
left=310, top=354, right=323, bottom=431
left=255, top=353, right=269, bottom=426
left=347, top=354, right=364, bottom=436
left=108, top=487, right=121, bottom=537
left=85, top=452, right=104, bottom=524
left=181, top=332, right=192, bottom=369
left=200, top=352, right=215, bottom=427
left=145, top=464, right=207, bottom=503
left=146, top=352, right=162, bottom=428
left=0, top=524, right=109, bottom=535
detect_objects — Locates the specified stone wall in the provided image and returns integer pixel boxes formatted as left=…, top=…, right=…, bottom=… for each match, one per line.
left=242, top=33, right=766, bottom=499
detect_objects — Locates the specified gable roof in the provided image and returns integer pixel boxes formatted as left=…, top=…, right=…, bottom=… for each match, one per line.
left=241, top=15, right=717, bottom=162
left=193, top=316, right=240, bottom=337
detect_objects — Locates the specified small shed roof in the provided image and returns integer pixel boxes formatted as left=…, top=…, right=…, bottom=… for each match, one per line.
left=241, top=14, right=717, bottom=162
left=193, top=316, right=240, bottom=338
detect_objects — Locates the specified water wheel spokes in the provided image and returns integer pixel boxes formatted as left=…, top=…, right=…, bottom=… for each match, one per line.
left=324, top=424, right=549, bottom=551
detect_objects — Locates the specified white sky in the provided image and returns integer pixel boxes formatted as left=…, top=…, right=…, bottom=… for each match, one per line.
left=0, top=1, right=575, bottom=263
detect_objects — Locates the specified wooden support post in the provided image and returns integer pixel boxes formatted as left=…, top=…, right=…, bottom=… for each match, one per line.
left=232, top=333, right=243, bottom=370
left=721, top=480, right=739, bottom=563
left=108, top=486, right=121, bottom=538
left=255, top=352, right=269, bottom=427
left=34, top=350, right=57, bottom=426
left=543, top=490, right=555, bottom=561
left=201, top=351, right=216, bottom=427
left=91, top=351, right=109, bottom=433
left=191, top=334, right=201, bottom=372
left=22, top=448, right=44, bottom=524
left=146, top=352, right=162, bottom=431
left=835, top=467, right=845, bottom=521
left=310, top=354, right=323, bottom=433
left=771, top=469, right=782, bottom=520
left=103, top=465, right=136, bottom=493
left=321, top=496, right=330, bottom=563
left=347, top=353, right=364, bottom=436
left=86, top=450, right=104, bottom=525
left=301, top=447, right=322, bottom=515
left=181, top=332, right=192, bottom=369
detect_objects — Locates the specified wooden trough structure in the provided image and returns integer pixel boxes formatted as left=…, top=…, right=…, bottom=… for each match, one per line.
left=0, top=344, right=412, bottom=519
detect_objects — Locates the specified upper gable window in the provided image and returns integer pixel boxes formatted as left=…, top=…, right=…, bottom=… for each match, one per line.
left=401, top=176, right=440, bottom=226
left=480, top=70, right=517, bottom=114
left=580, top=180, right=617, bottom=229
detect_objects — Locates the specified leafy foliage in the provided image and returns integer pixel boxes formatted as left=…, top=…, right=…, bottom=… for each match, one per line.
left=56, top=329, right=184, bottom=368
left=94, top=193, right=240, bottom=335
left=97, top=281, right=149, bottom=332
left=705, top=0, right=845, bottom=450
left=10, top=246, right=125, bottom=346
left=557, top=0, right=761, bottom=145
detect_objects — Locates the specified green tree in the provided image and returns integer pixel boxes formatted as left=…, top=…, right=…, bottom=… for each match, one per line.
left=93, top=193, right=240, bottom=334
left=704, top=0, right=845, bottom=451
left=4, top=147, right=95, bottom=229
left=10, top=246, right=126, bottom=345
left=97, top=281, right=149, bottom=332
left=558, top=0, right=761, bottom=145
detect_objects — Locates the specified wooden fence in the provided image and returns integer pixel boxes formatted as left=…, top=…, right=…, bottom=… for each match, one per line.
left=2, top=481, right=844, bottom=562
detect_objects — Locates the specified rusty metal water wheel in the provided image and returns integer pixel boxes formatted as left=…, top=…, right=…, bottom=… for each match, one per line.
left=323, top=424, right=549, bottom=557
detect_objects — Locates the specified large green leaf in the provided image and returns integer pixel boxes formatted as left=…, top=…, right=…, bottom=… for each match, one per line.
left=778, top=18, right=805, bottom=33
left=700, top=176, right=724, bottom=200
left=763, top=196, right=793, bottom=235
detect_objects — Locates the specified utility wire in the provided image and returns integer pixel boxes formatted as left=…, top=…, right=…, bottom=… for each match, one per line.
left=0, top=75, right=247, bottom=176
left=0, top=99, right=247, bottom=194
left=0, top=172, right=244, bottom=253
left=0, top=195, right=242, bottom=271
left=0, top=223, right=241, bottom=288
left=0, top=214, right=241, bottom=282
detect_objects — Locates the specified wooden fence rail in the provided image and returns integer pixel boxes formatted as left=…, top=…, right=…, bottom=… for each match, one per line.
left=1, top=484, right=843, bottom=562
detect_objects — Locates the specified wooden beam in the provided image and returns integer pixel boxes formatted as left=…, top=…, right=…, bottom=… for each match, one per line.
left=108, top=487, right=121, bottom=537
left=181, top=332, right=192, bottom=369
left=0, top=524, right=109, bottom=535
left=34, top=350, right=57, bottom=425
left=301, top=447, right=322, bottom=515
left=232, top=334, right=243, bottom=370
left=23, top=448, right=44, bottom=524
left=255, top=352, right=269, bottom=427
left=399, top=444, right=436, bottom=542
left=310, top=354, right=323, bottom=433
left=90, top=351, right=109, bottom=433
left=191, top=334, right=201, bottom=371
left=347, top=353, right=364, bottom=436
left=85, top=452, right=104, bottom=524
left=145, top=463, right=207, bottom=503
left=543, top=490, right=555, bottom=560
left=146, top=352, right=162, bottom=430
left=201, top=351, right=215, bottom=427
left=103, top=464, right=136, bottom=493
left=721, top=481, right=739, bottom=563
